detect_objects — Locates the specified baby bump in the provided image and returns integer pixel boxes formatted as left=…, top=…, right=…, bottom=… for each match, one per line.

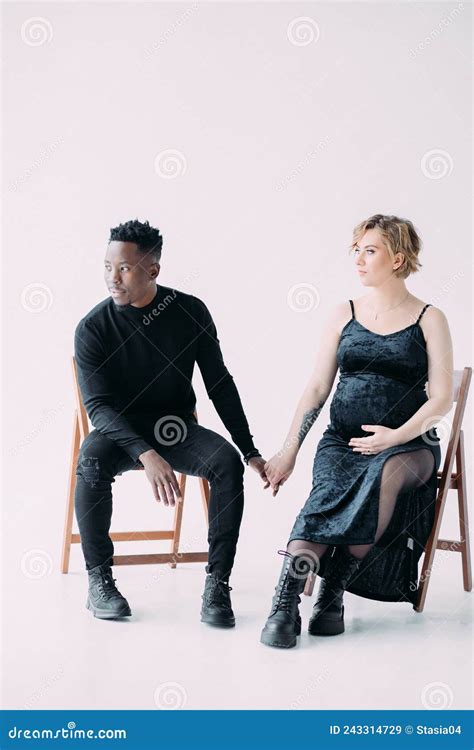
left=330, top=373, right=427, bottom=440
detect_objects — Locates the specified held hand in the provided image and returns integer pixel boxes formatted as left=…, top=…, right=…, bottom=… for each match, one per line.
left=348, top=425, right=399, bottom=455
left=138, top=450, right=182, bottom=507
left=247, top=456, right=270, bottom=489
left=264, top=452, right=296, bottom=497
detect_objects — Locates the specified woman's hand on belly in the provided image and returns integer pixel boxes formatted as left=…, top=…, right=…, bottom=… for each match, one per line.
left=348, top=424, right=401, bottom=455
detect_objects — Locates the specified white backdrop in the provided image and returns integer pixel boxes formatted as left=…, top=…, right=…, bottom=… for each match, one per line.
left=2, top=1, right=472, bottom=711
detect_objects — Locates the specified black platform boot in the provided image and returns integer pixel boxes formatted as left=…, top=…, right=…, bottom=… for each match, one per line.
left=308, top=546, right=361, bottom=636
left=201, top=572, right=235, bottom=628
left=86, top=562, right=132, bottom=619
left=260, top=550, right=317, bottom=649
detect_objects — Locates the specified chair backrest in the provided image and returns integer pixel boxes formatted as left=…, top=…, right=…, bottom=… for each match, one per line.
left=71, top=355, right=200, bottom=442
left=72, top=356, right=90, bottom=442
left=426, top=367, right=471, bottom=439
left=431, top=367, right=472, bottom=501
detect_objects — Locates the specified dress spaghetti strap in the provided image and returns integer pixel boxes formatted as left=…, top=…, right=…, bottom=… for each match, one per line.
left=415, top=303, right=432, bottom=325
left=349, top=299, right=355, bottom=319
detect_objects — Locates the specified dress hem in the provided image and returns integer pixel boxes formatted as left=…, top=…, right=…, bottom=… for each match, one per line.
left=288, top=536, right=376, bottom=545
left=344, top=584, right=417, bottom=607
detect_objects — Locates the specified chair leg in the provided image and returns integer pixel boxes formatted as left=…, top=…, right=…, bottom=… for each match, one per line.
left=169, top=473, right=187, bottom=568
left=416, top=432, right=472, bottom=612
left=457, top=433, right=472, bottom=592
left=61, top=410, right=80, bottom=574
left=415, top=549, right=432, bottom=612
left=304, top=571, right=316, bottom=596
left=415, top=493, right=445, bottom=613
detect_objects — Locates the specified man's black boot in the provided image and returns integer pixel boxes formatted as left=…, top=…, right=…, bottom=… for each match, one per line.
left=200, top=571, right=235, bottom=628
left=86, top=562, right=132, bottom=619
left=308, top=546, right=361, bottom=636
left=260, top=550, right=317, bottom=649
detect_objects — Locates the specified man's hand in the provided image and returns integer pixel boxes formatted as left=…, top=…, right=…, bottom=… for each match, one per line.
left=263, top=451, right=296, bottom=497
left=247, top=456, right=270, bottom=489
left=138, top=449, right=182, bottom=507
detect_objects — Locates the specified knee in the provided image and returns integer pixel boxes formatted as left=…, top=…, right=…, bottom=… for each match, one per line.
left=76, top=432, right=117, bottom=485
left=210, top=443, right=244, bottom=482
left=416, top=450, right=436, bottom=485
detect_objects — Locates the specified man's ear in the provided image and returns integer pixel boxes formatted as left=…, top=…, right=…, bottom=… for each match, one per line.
left=150, top=262, right=160, bottom=280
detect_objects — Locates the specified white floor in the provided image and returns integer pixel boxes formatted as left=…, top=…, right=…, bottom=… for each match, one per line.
left=3, top=551, right=472, bottom=711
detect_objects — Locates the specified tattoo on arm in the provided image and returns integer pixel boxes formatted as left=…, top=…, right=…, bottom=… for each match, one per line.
left=297, top=402, right=325, bottom=446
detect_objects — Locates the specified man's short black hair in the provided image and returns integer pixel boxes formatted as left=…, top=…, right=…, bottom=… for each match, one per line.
left=109, top=219, right=163, bottom=262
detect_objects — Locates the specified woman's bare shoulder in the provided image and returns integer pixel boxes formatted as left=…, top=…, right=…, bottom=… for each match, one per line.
left=419, top=302, right=449, bottom=331
left=326, top=300, right=354, bottom=336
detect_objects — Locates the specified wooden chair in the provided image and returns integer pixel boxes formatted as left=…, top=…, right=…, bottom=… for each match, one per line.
left=303, top=367, right=472, bottom=608
left=415, top=366, right=472, bottom=611
left=61, top=356, right=210, bottom=573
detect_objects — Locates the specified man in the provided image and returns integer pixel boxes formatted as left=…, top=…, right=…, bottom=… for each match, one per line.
left=74, top=218, right=267, bottom=627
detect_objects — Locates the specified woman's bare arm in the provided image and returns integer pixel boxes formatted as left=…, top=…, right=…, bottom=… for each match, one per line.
left=264, top=303, right=349, bottom=494
left=394, top=307, right=454, bottom=444
left=279, top=304, right=347, bottom=458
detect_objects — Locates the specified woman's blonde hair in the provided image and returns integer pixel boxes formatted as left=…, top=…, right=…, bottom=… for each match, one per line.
left=349, top=214, right=423, bottom=279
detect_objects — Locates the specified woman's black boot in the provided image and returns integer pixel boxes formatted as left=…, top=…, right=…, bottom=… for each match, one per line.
left=260, top=550, right=317, bottom=649
left=308, top=546, right=361, bottom=636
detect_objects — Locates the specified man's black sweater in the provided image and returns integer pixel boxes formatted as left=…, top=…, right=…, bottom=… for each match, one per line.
left=74, top=284, right=259, bottom=463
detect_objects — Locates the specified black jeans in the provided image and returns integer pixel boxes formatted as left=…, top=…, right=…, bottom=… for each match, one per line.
left=74, top=415, right=245, bottom=579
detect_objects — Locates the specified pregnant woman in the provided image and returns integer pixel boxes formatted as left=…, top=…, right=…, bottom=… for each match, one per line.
left=261, top=214, right=454, bottom=649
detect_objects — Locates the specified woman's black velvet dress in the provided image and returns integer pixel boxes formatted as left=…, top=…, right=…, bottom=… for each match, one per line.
left=288, top=300, right=441, bottom=608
